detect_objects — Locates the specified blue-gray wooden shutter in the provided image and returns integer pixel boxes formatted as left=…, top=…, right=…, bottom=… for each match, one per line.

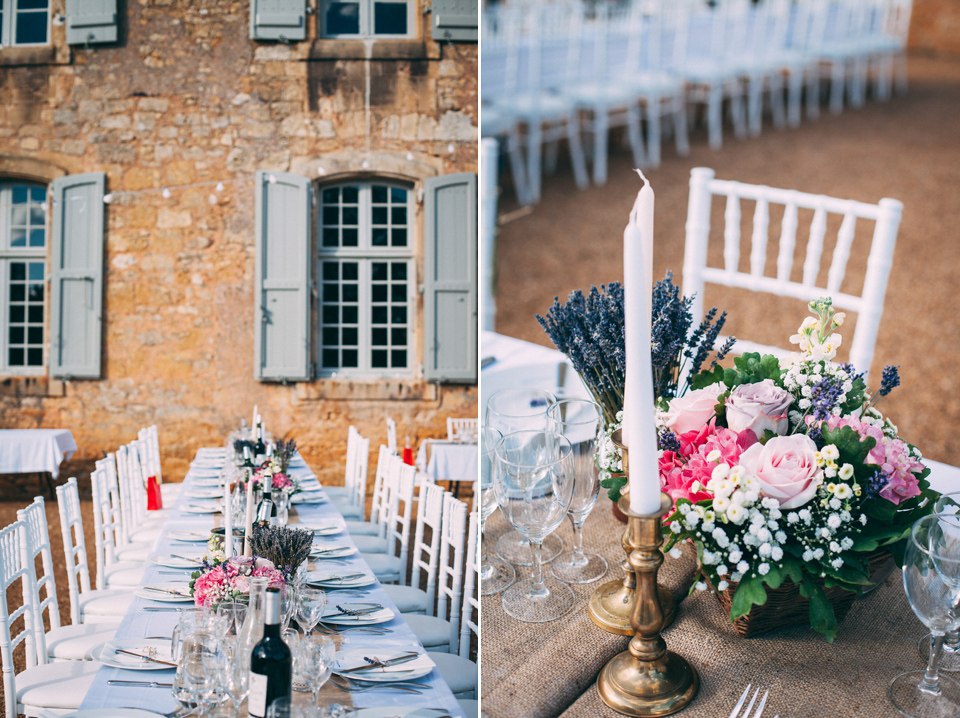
left=250, top=0, right=307, bottom=41
left=50, top=172, right=105, bottom=379
left=423, top=173, right=477, bottom=384
left=65, top=0, right=119, bottom=45
left=254, top=170, right=312, bottom=381
left=431, top=0, right=478, bottom=42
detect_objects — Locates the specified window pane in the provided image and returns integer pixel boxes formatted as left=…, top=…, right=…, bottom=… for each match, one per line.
left=391, top=206, right=407, bottom=225
left=11, top=229, right=26, bottom=247
left=15, top=11, right=48, bottom=44
left=28, top=284, right=43, bottom=301
left=343, top=283, right=358, bottom=302
left=371, top=263, right=387, bottom=280
left=27, top=348, right=42, bottom=366
left=323, top=306, right=339, bottom=324
left=322, top=328, right=339, bottom=345
left=371, top=328, right=387, bottom=346
left=12, top=206, right=27, bottom=226
left=19, top=0, right=50, bottom=10
left=391, top=228, right=407, bottom=247
left=323, top=262, right=339, bottom=280
left=9, top=348, right=24, bottom=366
left=322, top=228, right=339, bottom=248
left=342, top=262, right=358, bottom=281
left=30, top=186, right=45, bottom=202
left=322, top=207, right=339, bottom=225
left=322, top=349, right=339, bottom=368
left=391, top=306, right=406, bottom=324
left=371, top=306, right=387, bottom=324
left=28, top=263, right=43, bottom=281
left=10, top=284, right=25, bottom=302
left=28, top=305, right=42, bottom=322
left=371, top=350, right=388, bottom=368
left=9, top=326, right=24, bottom=344
left=342, top=206, right=358, bottom=225
left=27, top=326, right=42, bottom=344
left=326, top=2, right=359, bottom=34
left=391, top=263, right=407, bottom=280
left=29, top=228, right=44, bottom=247
left=342, top=327, right=358, bottom=345
left=390, top=187, right=407, bottom=202
left=374, top=1, right=407, bottom=34
left=372, top=186, right=387, bottom=203
left=342, top=228, right=358, bottom=247
left=391, top=327, right=406, bottom=345
left=323, top=284, right=339, bottom=302
left=343, top=306, right=358, bottom=324
left=10, top=305, right=24, bottom=322
left=372, top=228, right=388, bottom=247
left=342, top=349, right=358, bottom=368
left=391, top=349, right=407, bottom=367
left=391, top=283, right=405, bottom=302
left=10, top=263, right=25, bottom=281
left=12, top=186, right=27, bottom=203
left=372, top=284, right=387, bottom=302
left=322, top=187, right=339, bottom=203
left=371, top=207, right=388, bottom=225
left=342, top=186, right=359, bottom=203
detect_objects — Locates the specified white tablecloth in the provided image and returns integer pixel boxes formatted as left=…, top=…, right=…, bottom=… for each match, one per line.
left=417, top=440, right=478, bottom=484
left=0, top=428, right=77, bottom=478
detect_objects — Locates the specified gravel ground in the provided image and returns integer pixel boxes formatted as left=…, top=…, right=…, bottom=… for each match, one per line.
left=492, top=54, right=960, bottom=468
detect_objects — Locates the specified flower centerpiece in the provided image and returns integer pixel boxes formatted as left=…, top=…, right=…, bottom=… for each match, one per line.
left=190, top=539, right=286, bottom=607
left=252, top=457, right=300, bottom=495
left=660, top=298, right=935, bottom=640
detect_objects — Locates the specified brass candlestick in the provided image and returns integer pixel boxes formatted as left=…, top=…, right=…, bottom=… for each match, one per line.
left=596, top=492, right=699, bottom=716
left=589, top=430, right=675, bottom=635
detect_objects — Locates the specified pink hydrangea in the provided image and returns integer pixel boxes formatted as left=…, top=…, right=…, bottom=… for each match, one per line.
left=192, top=565, right=227, bottom=607
left=660, top=426, right=751, bottom=505
left=272, top=473, right=294, bottom=490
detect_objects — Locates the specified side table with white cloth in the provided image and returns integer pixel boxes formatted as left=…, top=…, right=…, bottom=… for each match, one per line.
left=416, top=440, right=478, bottom=497
left=0, top=428, right=77, bottom=497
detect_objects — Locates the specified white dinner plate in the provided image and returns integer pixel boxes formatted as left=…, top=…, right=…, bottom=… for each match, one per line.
left=63, top=710, right=166, bottom=718
left=180, top=504, right=221, bottom=514
left=333, top=650, right=434, bottom=683
left=322, top=603, right=394, bottom=625
left=151, top=553, right=204, bottom=568
left=307, top=570, right=376, bottom=588
left=93, top=637, right=175, bottom=671
left=185, top=488, right=223, bottom=499
left=135, top=582, right=194, bottom=602
left=290, top=491, right=325, bottom=505
left=300, top=521, right=345, bottom=536
left=165, top=530, right=210, bottom=542
left=309, top=544, right=355, bottom=559
left=190, top=478, right=223, bottom=487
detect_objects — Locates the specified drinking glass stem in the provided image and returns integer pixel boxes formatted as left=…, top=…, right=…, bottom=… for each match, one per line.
left=567, top=512, right=588, bottom=567
left=921, top=634, right=946, bottom=695
left=945, top=630, right=960, bottom=654
left=479, top=516, right=494, bottom=580
left=528, top=541, right=548, bottom=597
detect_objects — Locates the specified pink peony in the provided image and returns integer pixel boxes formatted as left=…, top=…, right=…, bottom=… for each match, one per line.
left=738, top=434, right=822, bottom=509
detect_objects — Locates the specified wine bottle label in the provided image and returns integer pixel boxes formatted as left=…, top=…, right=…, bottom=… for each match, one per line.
left=247, top=671, right=268, bottom=718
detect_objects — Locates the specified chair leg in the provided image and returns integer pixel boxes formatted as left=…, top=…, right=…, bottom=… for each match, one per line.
left=566, top=114, right=590, bottom=191
left=505, top=126, right=531, bottom=206
left=591, top=106, right=609, bottom=186
left=527, top=120, right=543, bottom=204
left=626, top=102, right=648, bottom=169
left=806, top=66, right=821, bottom=120
left=646, top=99, right=663, bottom=167
left=875, top=53, right=892, bottom=101
left=747, top=74, right=763, bottom=137
left=707, top=84, right=723, bottom=150
left=673, top=95, right=690, bottom=157
left=829, top=60, right=845, bottom=114
left=729, top=83, right=747, bottom=140
left=787, top=69, right=803, bottom=127
left=770, top=72, right=786, bottom=130
left=543, top=137, right=559, bottom=175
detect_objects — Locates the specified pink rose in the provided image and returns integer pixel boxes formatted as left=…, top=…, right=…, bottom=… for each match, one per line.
left=726, top=380, right=793, bottom=436
left=738, top=434, right=822, bottom=509
left=660, top=384, right=726, bottom=435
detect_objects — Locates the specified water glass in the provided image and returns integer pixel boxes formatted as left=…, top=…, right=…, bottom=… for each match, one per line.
left=495, top=430, right=576, bottom=622
left=297, top=587, right=327, bottom=635
left=480, top=426, right=515, bottom=595
left=548, top=399, right=607, bottom=584
left=216, top=601, right=247, bottom=636
left=485, top=388, right=562, bottom=566
left=889, top=513, right=960, bottom=716
left=298, top=634, right=336, bottom=710
left=919, top=491, right=960, bottom=672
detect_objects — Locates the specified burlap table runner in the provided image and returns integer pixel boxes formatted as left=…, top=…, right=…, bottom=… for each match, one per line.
left=483, top=496, right=933, bottom=718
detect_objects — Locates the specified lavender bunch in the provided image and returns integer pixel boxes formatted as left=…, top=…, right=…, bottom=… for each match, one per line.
left=249, top=525, right=314, bottom=579
left=274, top=437, right=298, bottom=473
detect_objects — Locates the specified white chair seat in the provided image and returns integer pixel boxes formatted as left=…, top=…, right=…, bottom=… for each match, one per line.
left=458, top=699, right=479, bottom=718
left=383, top=584, right=428, bottom=614
left=45, top=621, right=121, bottom=661
left=327, top=494, right=362, bottom=520
left=510, top=91, right=578, bottom=119
left=480, top=103, right=518, bottom=137
left=323, top=486, right=350, bottom=498
left=102, top=562, right=146, bottom=588
left=127, top=524, right=163, bottom=543
left=344, top=519, right=380, bottom=536
left=565, top=83, right=638, bottom=106
left=358, top=553, right=402, bottom=583
left=404, top=613, right=451, bottom=650
left=114, top=541, right=152, bottom=561
left=78, top=589, right=134, bottom=621
left=352, top=535, right=388, bottom=554
left=16, top=660, right=100, bottom=712
left=427, top=651, right=477, bottom=697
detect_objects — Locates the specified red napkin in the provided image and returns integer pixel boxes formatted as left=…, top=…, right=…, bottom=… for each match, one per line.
left=146, top=475, right=164, bottom=510
left=402, top=447, right=414, bottom=466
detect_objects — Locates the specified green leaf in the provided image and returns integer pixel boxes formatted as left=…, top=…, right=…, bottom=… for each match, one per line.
left=600, top=475, right=627, bottom=502
left=729, top=575, right=768, bottom=620
left=820, top=425, right=876, bottom=466
left=800, top=576, right=839, bottom=642
left=691, top=364, right=727, bottom=390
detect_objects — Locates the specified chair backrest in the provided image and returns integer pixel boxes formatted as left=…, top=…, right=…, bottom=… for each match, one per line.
left=0, top=520, right=40, bottom=717
left=458, top=511, right=479, bottom=662
left=90, top=464, right=125, bottom=590
left=369, top=445, right=393, bottom=526
left=16, top=497, right=60, bottom=659
left=55, top=477, right=93, bottom=626
left=115, top=443, right=143, bottom=532
left=446, top=418, right=479, bottom=443
left=409, top=482, right=448, bottom=615
left=436, top=494, right=468, bottom=652
left=138, top=424, right=163, bottom=485
left=343, top=426, right=370, bottom=512
left=98, top=453, right=132, bottom=549
left=385, top=418, right=398, bottom=454
left=682, top=166, right=902, bottom=382
left=383, top=459, right=417, bottom=584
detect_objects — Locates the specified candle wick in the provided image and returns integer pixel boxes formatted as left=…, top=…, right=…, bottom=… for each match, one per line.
left=634, top=168, right=649, bottom=187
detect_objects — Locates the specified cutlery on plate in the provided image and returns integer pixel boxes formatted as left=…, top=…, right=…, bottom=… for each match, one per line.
left=330, top=676, right=423, bottom=694
left=142, top=606, right=184, bottom=612
left=108, top=680, right=174, bottom=687
left=115, top=648, right=178, bottom=667
left=338, top=651, right=419, bottom=673
left=143, top=586, right=190, bottom=597
left=334, top=604, right=383, bottom=616
left=311, top=573, right=364, bottom=583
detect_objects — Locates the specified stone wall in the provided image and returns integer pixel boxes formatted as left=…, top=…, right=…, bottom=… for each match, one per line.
left=911, top=0, right=960, bottom=58
left=0, top=0, right=478, bottom=486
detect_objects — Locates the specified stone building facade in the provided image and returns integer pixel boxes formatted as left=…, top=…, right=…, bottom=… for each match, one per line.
left=0, top=0, right=479, bottom=485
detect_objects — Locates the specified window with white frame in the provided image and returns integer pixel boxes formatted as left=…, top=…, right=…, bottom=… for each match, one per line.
left=320, top=0, right=412, bottom=37
left=0, top=0, right=50, bottom=47
left=317, top=181, right=413, bottom=377
left=0, top=182, right=47, bottom=374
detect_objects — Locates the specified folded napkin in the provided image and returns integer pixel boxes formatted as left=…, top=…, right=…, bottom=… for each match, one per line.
left=104, top=641, right=174, bottom=666
left=335, top=651, right=434, bottom=675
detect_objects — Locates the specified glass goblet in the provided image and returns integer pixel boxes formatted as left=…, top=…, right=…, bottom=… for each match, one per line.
left=485, top=388, right=562, bottom=566
left=919, top=492, right=960, bottom=672
left=299, top=634, right=336, bottom=711
left=494, top=430, right=576, bottom=622
left=281, top=585, right=300, bottom=633
left=218, top=636, right=249, bottom=712
left=297, top=587, right=327, bottom=636
left=480, top=426, right=515, bottom=595
left=548, top=399, right=607, bottom=584
left=216, top=601, right=247, bottom=637
left=889, top=513, right=960, bottom=716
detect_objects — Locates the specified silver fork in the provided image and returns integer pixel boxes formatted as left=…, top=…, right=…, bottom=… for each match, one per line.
left=330, top=676, right=423, bottom=694
left=729, top=684, right=769, bottom=718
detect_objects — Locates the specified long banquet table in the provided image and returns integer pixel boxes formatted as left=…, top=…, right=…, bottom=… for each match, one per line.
left=78, top=447, right=465, bottom=716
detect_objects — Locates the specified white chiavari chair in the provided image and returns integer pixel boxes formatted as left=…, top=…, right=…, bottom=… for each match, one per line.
left=89, top=466, right=147, bottom=590
left=446, top=418, right=479, bottom=443
left=358, top=462, right=417, bottom=584
left=349, top=447, right=400, bottom=550
left=388, top=481, right=446, bottom=614
left=385, top=417, right=398, bottom=454
left=326, top=426, right=369, bottom=521
left=138, top=424, right=180, bottom=504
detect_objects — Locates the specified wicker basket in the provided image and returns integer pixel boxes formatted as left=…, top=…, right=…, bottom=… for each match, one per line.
left=708, top=550, right=895, bottom=638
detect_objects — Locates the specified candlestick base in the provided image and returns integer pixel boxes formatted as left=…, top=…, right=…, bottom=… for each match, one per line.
left=588, top=579, right=675, bottom=636
left=596, top=493, right=699, bottom=716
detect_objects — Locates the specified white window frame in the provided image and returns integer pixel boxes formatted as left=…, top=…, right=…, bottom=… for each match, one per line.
left=0, top=181, right=48, bottom=376
left=0, top=0, right=51, bottom=48
left=316, top=180, right=415, bottom=379
left=319, top=0, right=414, bottom=39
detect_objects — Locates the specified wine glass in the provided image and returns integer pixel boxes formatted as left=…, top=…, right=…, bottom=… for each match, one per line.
left=281, top=585, right=300, bottom=633
left=480, top=426, right=515, bottom=595
left=889, top=513, right=960, bottom=716
left=547, top=399, right=607, bottom=583
left=485, top=388, right=562, bottom=566
left=216, top=601, right=247, bottom=636
left=494, top=430, right=576, bottom=622
left=218, top=636, right=249, bottom=713
left=297, top=587, right=327, bottom=636
left=182, top=642, right=221, bottom=716
left=919, top=492, right=960, bottom=671
left=298, top=634, right=336, bottom=712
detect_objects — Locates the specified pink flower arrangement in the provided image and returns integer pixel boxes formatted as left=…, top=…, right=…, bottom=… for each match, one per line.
left=190, top=555, right=286, bottom=607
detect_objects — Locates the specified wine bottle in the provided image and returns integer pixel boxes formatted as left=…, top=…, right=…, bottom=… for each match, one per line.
left=242, top=445, right=256, bottom=469
left=255, top=473, right=277, bottom=526
left=254, top=420, right=267, bottom=464
left=247, top=587, right=291, bottom=718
